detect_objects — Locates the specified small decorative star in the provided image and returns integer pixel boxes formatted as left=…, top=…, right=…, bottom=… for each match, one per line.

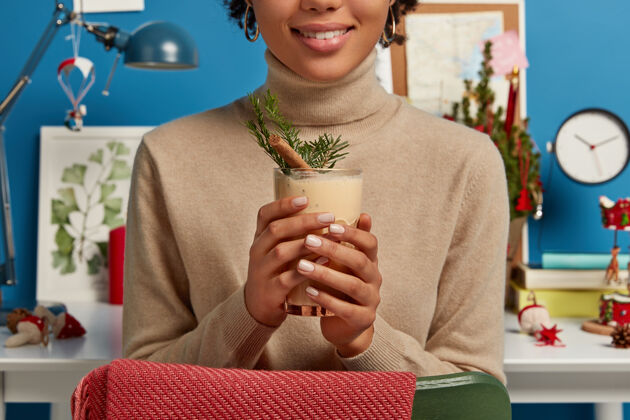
left=534, top=324, right=565, bottom=347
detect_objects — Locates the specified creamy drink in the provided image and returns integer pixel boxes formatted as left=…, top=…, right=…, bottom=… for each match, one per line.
left=245, top=90, right=355, bottom=316
left=274, top=168, right=363, bottom=316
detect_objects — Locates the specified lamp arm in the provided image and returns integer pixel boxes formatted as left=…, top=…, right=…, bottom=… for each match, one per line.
left=0, top=128, right=16, bottom=286
left=0, top=3, right=75, bottom=125
left=0, top=2, right=74, bottom=287
left=80, top=23, right=122, bottom=51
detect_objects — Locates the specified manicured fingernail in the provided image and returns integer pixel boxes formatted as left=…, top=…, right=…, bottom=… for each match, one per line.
left=329, top=224, right=345, bottom=234
left=315, top=257, right=329, bottom=265
left=298, top=259, right=315, bottom=272
left=306, top=286, right=319, bottom=297
left=317, top=213, right=335, bottom=223
left=292, top=196, right=307, bottom=207
left=305, top=235, right=322, bottom=247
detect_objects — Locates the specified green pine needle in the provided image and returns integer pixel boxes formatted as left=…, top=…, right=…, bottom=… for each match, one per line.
left=245, top=89, right=349, bottom=171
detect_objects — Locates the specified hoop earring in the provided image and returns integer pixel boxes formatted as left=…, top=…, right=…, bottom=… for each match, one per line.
left=381, top=6, right=396, bottom=46
left=244, top=4, right=260, bottom=42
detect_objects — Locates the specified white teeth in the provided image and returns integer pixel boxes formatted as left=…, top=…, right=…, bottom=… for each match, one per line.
left=300, top=29, right=348, bottom=40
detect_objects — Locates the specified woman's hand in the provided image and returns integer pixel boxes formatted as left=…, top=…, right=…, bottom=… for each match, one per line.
left=297, top=214, right=382, bottom=357
left=245, top=196, right=335, bottom=327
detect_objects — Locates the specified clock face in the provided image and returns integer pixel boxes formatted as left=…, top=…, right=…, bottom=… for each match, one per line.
left=554, top=109, right=630, bottom=184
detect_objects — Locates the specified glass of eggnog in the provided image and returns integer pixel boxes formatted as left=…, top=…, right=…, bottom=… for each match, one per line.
left=273, top=168, right=363, bottom=317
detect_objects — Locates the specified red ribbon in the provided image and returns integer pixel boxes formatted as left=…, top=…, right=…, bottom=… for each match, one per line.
left=515, top=137, right=532, bottom=212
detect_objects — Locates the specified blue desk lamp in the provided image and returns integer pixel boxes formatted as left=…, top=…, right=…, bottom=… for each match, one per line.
left=0, top=2, right=198, bottom=309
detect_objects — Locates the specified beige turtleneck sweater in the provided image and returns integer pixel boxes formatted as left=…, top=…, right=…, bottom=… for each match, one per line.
left=122, top=49, right=509, bottom=384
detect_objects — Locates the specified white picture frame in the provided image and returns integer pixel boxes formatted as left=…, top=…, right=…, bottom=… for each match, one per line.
left=73, top=0, right=144, bottom=13
left=37, top=126, right=152, bottom=303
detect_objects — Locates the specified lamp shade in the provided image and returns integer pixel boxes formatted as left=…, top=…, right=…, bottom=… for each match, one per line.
left=123, top=21, right=198, bottom=69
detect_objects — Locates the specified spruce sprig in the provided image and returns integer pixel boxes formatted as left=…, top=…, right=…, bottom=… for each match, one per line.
left=245, top=92, right=286, bottom=167
left=262, top=92, right=301, bottom=150
left=245, top=89, right=349, bottom=170
left=299, top=134, right=349, bottom=169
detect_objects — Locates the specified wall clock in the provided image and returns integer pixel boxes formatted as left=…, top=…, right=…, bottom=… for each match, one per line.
left=547, top=108, right=630, bottom=185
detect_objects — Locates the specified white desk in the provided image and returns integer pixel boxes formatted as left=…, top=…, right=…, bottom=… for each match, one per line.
left=0, top=305, right=627, bottom=420
left=0, top=302, right=122, bottom=420
left=504, top=311, right=630, bottom=420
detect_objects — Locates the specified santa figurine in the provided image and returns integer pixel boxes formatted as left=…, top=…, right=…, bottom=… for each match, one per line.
left=5, top=316, right=48, bottom=347
left=518, top=291, right=551, bottom=334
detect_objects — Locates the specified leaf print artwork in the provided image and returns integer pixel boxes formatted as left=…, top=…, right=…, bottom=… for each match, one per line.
left=50, top=141, right=132, bottom=275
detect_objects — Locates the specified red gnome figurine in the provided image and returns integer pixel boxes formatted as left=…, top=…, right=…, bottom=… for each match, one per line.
left=53, top=312, right=86, bottom=339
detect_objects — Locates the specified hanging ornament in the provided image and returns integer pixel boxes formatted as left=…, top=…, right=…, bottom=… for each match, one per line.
left=515, top=188, right=532, bottom=212
left=531, top=180, right=544, bottom=220
left=57, top=56, right=95, bottom=131
left=515, top=137, right=533, bottom=212
left=57, top=19, right=93, bottom=131
left=504, top=66, right=519, bottom=136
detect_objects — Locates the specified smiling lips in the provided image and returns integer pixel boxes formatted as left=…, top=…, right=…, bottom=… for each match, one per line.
left=293, top=24, right=354, bottom=53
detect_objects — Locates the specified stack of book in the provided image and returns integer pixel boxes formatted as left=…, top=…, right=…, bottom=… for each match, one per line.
left=508, top=254, right=629, bottom=318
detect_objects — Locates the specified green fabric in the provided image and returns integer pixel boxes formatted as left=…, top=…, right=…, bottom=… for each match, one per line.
left=412, top=372, right=511, bottom=420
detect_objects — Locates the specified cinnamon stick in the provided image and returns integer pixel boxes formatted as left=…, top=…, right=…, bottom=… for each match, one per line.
left=269, top=134, right=311, bottom=169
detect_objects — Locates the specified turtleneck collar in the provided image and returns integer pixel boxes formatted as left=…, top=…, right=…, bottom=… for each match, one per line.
left=256, top=48, right=393, bottom=127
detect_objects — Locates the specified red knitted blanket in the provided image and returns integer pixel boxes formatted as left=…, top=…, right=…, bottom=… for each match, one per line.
left=72, top=358, right=416, bottom=419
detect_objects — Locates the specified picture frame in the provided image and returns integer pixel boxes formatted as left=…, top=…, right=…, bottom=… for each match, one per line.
left=37, top=126, right=152, bottom=302
left=390, top=0, right=527, bottom=124
left=73, top=0, right=145, bottom=13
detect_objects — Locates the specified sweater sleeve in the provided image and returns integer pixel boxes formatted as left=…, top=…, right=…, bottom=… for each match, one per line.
left=122, top=141, right=277, bottom=368
left=339, top=141, right=509, bottom=384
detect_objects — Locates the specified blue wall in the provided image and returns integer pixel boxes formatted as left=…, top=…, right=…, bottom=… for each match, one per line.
left=526, top=1, right=630, bottom=263
left=0, top=0, right=628, bottom=419
left=0, top=0, right=266, bottom=305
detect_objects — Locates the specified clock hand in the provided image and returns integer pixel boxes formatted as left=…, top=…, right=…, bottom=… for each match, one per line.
left=594, top=135, right=619, bottom=148
left=592, top=150, right=603, bottom=177
left=575, top=134, right=595, bottom=149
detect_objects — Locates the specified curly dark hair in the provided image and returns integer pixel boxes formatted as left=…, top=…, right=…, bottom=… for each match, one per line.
left=222, top=0, right=420, bottom=47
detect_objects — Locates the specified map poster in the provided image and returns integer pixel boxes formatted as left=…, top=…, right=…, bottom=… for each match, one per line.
left=405, top=12, right=509, bottom=117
